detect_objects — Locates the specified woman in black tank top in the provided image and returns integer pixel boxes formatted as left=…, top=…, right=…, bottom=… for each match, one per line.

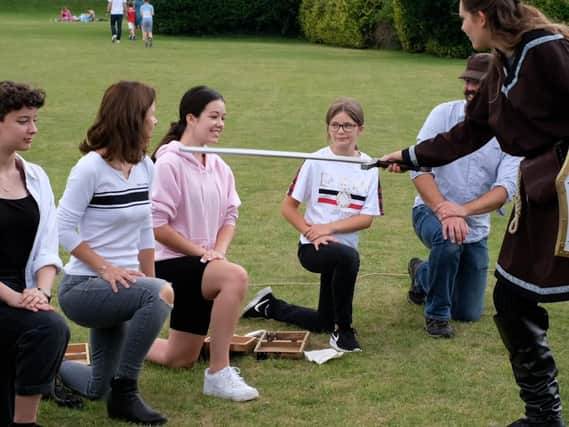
left=0, top=81, right=72, bottom=427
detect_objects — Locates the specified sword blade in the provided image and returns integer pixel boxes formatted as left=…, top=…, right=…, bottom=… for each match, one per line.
left=179, top=146, right=369, bottom=165
left=179, top=146, right=428, bottom=172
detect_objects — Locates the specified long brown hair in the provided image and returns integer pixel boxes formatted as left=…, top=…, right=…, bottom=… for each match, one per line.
left=462, top=0, right=569, bottom=51
left=80, top=81, right=156, bottom=164
left=151, top=86, right=224, bottom=160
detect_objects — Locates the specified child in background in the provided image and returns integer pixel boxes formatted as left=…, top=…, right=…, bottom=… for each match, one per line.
left=127, top=2, right=136, bottom=40
left=140, top=0, right=154, bottom=47
left=60, top=6, right=72, bottom=21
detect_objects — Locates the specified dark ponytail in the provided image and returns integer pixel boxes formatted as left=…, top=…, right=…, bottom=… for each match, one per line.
left=151, top=86, right=224, bottom=161
left=152, top=121, right=186, bottom=161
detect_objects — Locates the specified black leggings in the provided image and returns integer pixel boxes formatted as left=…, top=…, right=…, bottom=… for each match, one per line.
left=269, top=242, right=360, bottom=332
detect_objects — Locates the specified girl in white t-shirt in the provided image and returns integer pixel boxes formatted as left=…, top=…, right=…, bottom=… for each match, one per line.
left=242, top=98, right=383, bottom=352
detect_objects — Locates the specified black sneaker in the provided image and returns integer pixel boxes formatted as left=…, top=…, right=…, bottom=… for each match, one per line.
left=424, top=318, right=454, bottom=339
left=241, top=287, right=274, bottom=319
left=407, top=257, right=426, bottom=305
left=43, top=374, right=84, bottom=409
left=329, top=328, right=362, bottom=352
left=507, top=416, right=564, bottom=427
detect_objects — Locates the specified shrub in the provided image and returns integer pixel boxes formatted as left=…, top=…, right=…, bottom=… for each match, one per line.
left=423, top=0, right=471, bottom=57
left=393, top=0, right=471, bottom=57
left=392, top=0, right=428, bottom=52
left=300, top=0, right=396, bottom=49
left=527, top=0, right=569, bottom=23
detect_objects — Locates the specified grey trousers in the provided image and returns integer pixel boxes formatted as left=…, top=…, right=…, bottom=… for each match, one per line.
left=58, top=274, right=171, bottom=399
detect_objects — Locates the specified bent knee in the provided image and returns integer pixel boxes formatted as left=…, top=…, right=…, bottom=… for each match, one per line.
left=38, top=312, right=70, bottom=345
left=228, top=265, right=248, bottom=297
left=166, top=357, right=197, bottom=369
left=160, top=283, right=174, bottom=305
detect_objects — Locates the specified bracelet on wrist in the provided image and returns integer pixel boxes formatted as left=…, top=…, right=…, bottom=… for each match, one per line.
left=37, top=287, right=52, bottom=303
left=98, top=264, right=108, bottom=276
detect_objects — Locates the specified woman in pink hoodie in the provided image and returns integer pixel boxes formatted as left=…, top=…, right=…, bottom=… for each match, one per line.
left=147, top=86, right=258, bottom=402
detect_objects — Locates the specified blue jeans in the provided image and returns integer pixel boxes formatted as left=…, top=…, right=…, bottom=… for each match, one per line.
left=58, top=274, right=171, bottom=399
left=412, top=205, right=489, bottom=322
left=110, top=14, right=123, bottom=40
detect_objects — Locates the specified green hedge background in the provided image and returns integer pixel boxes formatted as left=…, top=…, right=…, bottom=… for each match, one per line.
left=152, top=0, right=301, bottom=36
left=21, top=0, right=568, bottom=57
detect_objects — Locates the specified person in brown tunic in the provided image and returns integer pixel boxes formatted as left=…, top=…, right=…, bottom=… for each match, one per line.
left=382, top=1, right=569, bottom=426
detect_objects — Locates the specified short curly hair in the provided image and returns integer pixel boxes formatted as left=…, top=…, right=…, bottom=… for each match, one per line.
left=0, top=81, right=45, bottom=121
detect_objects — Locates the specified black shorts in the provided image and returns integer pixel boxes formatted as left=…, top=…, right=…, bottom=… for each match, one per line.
left=155, top=256, right=212, bottom=336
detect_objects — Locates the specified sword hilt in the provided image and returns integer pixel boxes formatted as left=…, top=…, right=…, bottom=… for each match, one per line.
left=361, top=160, right=430, bottom=172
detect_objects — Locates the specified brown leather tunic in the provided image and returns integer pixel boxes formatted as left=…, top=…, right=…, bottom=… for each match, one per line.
left=403, top=30, right=569, bottom=302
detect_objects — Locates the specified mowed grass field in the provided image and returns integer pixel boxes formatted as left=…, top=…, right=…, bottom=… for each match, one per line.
left=2, top=4, right=569, bottom=426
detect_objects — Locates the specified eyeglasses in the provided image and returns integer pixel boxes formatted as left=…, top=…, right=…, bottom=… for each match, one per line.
left=329, top=122, right=358, bottom=133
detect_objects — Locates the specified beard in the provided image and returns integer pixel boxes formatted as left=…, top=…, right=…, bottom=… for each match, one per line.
left=464, top=89, right=477, bottom=102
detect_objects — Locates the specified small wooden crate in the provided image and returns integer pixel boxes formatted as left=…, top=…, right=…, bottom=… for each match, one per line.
left=64, top=343, right=90, bottom=365
left=202, top=335, right=257, bottom=357
left=254, top=331, right=310, bottom=360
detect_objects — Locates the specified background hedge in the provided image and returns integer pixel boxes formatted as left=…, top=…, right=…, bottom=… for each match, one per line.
left=127, top=0, right=569, bottom=57
left=152, top=0, right=301, bottom=36
left=392, top=0, right=471, bottom=57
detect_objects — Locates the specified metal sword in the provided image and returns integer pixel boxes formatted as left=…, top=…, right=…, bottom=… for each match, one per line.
left=179, top=146, right=428, bottom=171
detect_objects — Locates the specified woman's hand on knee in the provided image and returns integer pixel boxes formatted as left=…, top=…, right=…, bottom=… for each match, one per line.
left=19, top=288, right=54, bottom=312
left=200, top=249, right=225, bottom=264
left=99, top=264, right=144, bottom=293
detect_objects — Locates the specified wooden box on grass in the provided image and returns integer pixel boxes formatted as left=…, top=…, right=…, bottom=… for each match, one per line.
left=254, top=331, right=310, bottom=360
left=64, top=343, right=90, bottom=365
left=202, top=335, right=257, bottom=357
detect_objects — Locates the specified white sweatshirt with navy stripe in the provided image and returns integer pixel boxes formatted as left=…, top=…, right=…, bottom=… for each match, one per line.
left=57, top=151, right=154, bottom=275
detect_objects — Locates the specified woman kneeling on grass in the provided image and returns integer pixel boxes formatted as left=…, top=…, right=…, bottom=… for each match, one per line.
left=0, top=81, right=70, bottom=427
left=57, top=81, right=173, bottom=425
left=242, top=98, right=383, bottom=353
left=146, top=86, right=258, bottom=402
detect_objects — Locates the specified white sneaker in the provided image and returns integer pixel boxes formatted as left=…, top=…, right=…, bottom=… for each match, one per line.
left=112, top=34, right=117, bottom=43
left=203, top=367, right=259, bottom=402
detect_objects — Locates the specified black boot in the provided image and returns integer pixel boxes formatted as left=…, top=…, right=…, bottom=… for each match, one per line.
left=9, top=423, right=43, bottom=427
left=107, top=377, right=167, bottom=425
left=507, top=417, right=564, bottom=426
left=494, top=307, right=564, bottom=427
left=42, top=374, right=84, bottom=409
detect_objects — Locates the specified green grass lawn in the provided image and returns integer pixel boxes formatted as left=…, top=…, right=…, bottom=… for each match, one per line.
left=2, top=7, right=568, bottom=427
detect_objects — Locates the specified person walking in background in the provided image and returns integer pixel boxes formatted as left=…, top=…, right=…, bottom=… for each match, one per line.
left=407, top=53, right=520, bottom=338
left=140, top=0, right=154, bottom=48
left=382, top=1, right=569, bottom=425
left=57, top=81, right=173, bottom=425
left=146, top=86, right=258, bottom=402
left=127, top=2, right=136, bottom=40
left=0, top=81, right=70, bottom=427
left=107, top=0, right=126, bottom=43
left=242, top=98, right=382, bottom=353
left=135, top=0, right=143, bottom=38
